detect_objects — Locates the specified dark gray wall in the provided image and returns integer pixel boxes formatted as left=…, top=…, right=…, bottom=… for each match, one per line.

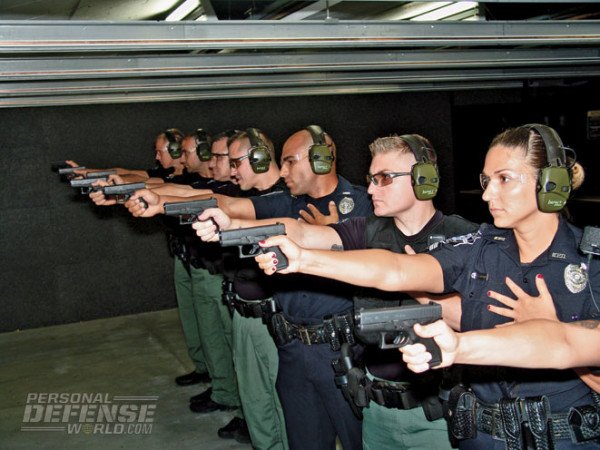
left=0, top=92, right=455, bottom=332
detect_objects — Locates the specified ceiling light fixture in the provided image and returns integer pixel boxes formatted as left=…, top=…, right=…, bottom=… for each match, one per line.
left=412, top=2, right=478, bottom=21
left=165, top=0, right=199, bottom=21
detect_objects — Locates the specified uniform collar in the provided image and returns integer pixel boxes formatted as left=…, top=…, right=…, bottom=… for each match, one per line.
left=334, top=175, right=354, bottom=195
left=483, top=216, right=580, bottom=266
left=300, top=175, right=350, bottom=201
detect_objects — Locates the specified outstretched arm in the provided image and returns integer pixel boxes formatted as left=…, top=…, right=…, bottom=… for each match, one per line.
left=193, top=208, right=342, bottom=250
left=256, top=235, right=445, bottom=293
left=150, top=183, right=211, bottom=197
left=401, top=319, right=600, bottom=373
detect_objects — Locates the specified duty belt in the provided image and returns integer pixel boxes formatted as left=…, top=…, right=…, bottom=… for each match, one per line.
left=332, top=343, right=443, bottom=421
left=233, top=297, right=275, bottom=319
left=370, top=381, right=422, bottom=410
left=447, top=386, right=600, bottom=449
left=270, top=311, right=355, bottom=349
left=479, top=400, right=571, bottom=443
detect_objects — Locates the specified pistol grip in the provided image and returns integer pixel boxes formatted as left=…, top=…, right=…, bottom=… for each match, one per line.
left=420, top=337, right=442, bottom=369
left=266, top=246, right=288, bottom=270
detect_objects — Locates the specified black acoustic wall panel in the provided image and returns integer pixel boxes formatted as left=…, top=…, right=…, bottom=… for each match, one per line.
left=0, top=91, right=454, bottom=332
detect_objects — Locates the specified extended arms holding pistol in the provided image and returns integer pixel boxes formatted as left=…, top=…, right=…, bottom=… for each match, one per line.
left=102, top=182, right=147, bottom=205
left=57, top=166, right=86, bottom=181
left=220, top=223, right=288, bottom=271
left=70, top=177, right=109, bottom=194
left=354, top=303, right=443, bottom=368
left=164, top=198, right=218, bottom=225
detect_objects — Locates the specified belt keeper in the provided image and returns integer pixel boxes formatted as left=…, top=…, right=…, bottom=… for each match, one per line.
left=334, top=313, right=355, bottom=345
left=299, top=327, right=312, bottom=345
left=323, top=316, right=340, bottom=351
left=499, top=399, right=522, bottom=450
left=370, top=384, right=386, bottom=406
left=523, top=396, right=553, bottom=449
left=568, top=404, right=600, bottom=443
left=398, top=390, right=419, bottom=410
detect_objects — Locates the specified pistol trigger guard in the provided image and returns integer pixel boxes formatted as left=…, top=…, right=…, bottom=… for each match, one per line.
left=238, top=244, right=260, bottom=259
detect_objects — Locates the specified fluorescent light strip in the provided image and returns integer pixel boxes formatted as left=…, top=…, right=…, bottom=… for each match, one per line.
left=412, top=2, right=478, bottom=21
left=165, top=0, right=199, bottom=21
left=391, top=2, right=453, bottom=20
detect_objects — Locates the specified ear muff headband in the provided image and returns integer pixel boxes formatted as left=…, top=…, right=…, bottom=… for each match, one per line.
left=246, top=128, right=271, bottom=174
left=399, top=134, right=440, bottom=200
left=164, top=129, right=182, bottom=159
left=524, top=124, right=571, bottom=213
left=306, top=125, right=334, bottom=174
left=195, top=129, right=212, bottom=162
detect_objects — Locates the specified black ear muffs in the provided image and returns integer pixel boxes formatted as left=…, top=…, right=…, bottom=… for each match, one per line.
left=246, top=128, right=272, bottom=173
left=164, top=129, right=182, bottom=159
left=306, top=125, right=334, bottom=174
left=525, top=124, right=572, bottom=213
left=195, top=129, right=212, bottom=162
left=400, top=134, right=440, bottom=200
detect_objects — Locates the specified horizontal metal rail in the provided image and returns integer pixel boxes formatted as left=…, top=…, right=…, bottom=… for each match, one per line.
left=2, top=47, right=600, bottom=80
left=1, top=20, right=600, bottom=53
left=0, top=80, right=526, bottom=108
left=2, top=65, right=597, bottom=98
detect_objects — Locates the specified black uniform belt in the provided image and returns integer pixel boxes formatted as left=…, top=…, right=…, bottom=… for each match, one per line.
left=270, top=312, right=355, bottom=348
left=369, top=381, right=425, bottom=410
left=275, top=316, right=329, bottom=345
left=232, top=297, right=274, bottom=319
left=447, top=385, right=600, bottom=448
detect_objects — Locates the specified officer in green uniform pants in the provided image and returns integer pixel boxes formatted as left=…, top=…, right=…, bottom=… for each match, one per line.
left=171, top=132, right=215, bottom=386
left=225, top=129, right=288, bottom=449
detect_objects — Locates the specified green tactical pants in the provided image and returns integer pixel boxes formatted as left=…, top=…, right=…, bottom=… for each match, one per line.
left=233, top=309, right=288, bottom=450
left=173, top=257, right=208, bottom=374
left=177, top=261, right=240, bottom=408
left=363, top=400, right=453, bottom=450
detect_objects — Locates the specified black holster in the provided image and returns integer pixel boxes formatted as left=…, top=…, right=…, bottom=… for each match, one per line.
left=331, top=343, right=366, bottom=420
left=222, top=279, right=236, bottom=314
left=332, top=344, right=444, bottom=422
left=167, top=234, right=190, bottom=265
left=447, top=385, right=477, bottom=440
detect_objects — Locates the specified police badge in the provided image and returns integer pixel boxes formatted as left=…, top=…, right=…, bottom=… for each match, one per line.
left=564, top=263, right=588, bottom=294
left=338, top=197, right=355, bottom=215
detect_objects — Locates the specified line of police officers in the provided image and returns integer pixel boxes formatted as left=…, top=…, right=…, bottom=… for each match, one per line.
left=72, top=123, right=599, bottom=450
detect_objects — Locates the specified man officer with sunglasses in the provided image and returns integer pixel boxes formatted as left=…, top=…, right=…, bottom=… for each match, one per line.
left=324, top=135, right=478, bottom=450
